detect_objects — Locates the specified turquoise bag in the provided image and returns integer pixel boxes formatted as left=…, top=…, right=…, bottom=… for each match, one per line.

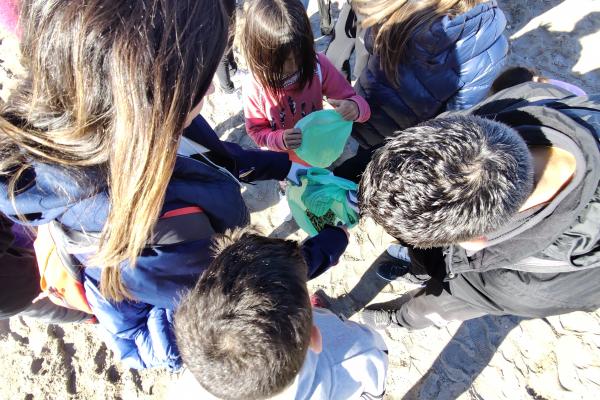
left=293, top=110, right=353, bottom=168
left=287, top=167, right=359, bottom=237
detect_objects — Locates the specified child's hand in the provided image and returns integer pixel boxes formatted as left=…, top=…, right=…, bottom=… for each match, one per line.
left=283, top=128, right=302, bottom=149
left=328, top=99, right=359, bottom=121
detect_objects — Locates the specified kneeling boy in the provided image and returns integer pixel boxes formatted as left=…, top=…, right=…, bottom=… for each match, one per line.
left=174, top=228, right=388, bottom=400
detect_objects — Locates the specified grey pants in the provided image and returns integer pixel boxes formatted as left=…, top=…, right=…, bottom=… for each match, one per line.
left=394, top=288, right=487, bottom=330
left=18, top=297, right=91, bottom=324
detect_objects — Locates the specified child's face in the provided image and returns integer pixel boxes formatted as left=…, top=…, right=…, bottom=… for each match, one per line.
left=282, top=52, right=299, bottom=77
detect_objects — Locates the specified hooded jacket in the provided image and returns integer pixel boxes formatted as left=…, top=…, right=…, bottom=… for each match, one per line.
left=354, top=0, right=508, bottom=148
left=440, top=83, right=600, bottom=317
left=0, top=116, right=349, bottom=370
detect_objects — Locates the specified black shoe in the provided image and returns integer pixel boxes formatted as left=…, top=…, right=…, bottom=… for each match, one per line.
left=376, top=262, right=429, bottom=285
left=220, top=82, right=235, bottom=94
left=320, top=26, right=333, bottom=36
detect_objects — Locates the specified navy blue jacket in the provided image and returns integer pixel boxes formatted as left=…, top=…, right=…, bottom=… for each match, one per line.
left=0, top=116, right=349, bottom=370
left=354, top=1, right=508, bottom=147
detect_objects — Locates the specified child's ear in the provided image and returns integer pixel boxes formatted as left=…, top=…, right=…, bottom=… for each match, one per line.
left=309, top=325, right=322, bottom=354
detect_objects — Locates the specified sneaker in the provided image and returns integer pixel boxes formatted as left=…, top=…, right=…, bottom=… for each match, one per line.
left=357, top=309, right=395, bottom=330
left=310, top=289, right=332, bottom=310
left=219, top=82, right=235, bottom=94
left=386, top=243, right=410, bottom=261
left=377, top=243, right=430, bottom=284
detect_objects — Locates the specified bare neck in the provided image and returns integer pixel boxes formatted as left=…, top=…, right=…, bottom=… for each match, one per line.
left=519, top=146, right=577, bottom=211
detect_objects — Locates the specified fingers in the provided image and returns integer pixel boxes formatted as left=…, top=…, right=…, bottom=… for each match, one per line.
left=338, top=107, right=354, bottom=121
left=329, top=99, right=358, bottom=121
left=284, top=128, right=302, bottom=149
left=285, top=137, right=302, bottom=149
left=327, top=98, right=341, bottom=107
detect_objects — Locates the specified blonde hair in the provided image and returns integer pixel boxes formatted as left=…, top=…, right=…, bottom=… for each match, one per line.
left=0, top=0, right=232, bottom=301
left=353, top=0, right=485, bottom=86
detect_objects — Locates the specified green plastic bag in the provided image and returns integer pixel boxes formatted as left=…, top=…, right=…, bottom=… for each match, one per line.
left=293, top=109, right=353, bottom=168
left=287, top=167, right=359, bottom=237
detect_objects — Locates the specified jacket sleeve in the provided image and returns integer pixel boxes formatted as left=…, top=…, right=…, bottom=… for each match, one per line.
left=185, top=115, right=292, bottom=182
left=84, top=277, right=182, bottom=371
left=301, top=226, right=349, bottom=279
left=0, top=0, right=20, bottom=36
left=220, top=141, right=291, bottom=182
left=319, top=53, right=371, bottom=123
left=243, top=77, right=288, bottom=151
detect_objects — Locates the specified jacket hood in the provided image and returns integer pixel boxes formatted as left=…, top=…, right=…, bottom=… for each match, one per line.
left=0, top=162, right=109, bottom=231
left=414, top=0, right=505, bottom=60
left=446, top=83, right=600, bottom=274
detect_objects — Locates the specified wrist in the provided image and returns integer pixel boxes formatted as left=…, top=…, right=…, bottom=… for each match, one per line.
left=287, top=162, right=306, bottom=185
left=348, top=99, right=360, bottom=120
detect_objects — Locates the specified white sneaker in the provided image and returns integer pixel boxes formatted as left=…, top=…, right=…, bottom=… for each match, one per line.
left=386, top=243, right=410, bottom=262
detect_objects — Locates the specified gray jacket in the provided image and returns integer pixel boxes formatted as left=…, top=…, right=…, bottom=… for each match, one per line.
left=441, top=83, right=600, bottom=316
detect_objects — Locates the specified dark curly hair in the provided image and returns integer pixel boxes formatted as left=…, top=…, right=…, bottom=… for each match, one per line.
left=174, top=228, right=312, bottom=400
left=359, top=115, right=534, bottom=247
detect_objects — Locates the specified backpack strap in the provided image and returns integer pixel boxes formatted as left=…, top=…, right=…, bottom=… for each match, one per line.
left=47, top=221, right=90, bottom=278
left=54, top=206, right=214, bottom=251
left=151, top=206, right=215, bottom=246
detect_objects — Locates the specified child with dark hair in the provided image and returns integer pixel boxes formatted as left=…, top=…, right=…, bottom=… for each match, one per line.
left=241, top=0, right=370, bottom=159
left=174, top=228, right=388, bottom=400
left=491, top=66, right=586, bottom=96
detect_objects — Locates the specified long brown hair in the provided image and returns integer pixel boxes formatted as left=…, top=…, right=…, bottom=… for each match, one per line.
left=354, top=0, right=485, bottom=86
left=0, top=0, right=233, bottom=301
left=241, top=0, right=316, bottom=94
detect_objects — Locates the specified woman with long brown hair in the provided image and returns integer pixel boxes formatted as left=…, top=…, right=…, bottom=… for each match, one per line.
left=334, top=0, right=509, bottom=182
left=0, top=0, right=340, bottom=370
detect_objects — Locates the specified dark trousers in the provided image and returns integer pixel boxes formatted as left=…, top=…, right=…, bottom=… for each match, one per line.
left=215, top=50, right=235, bottom=93
left=333, top=144, right=382, bottom=183
left=395, top=246, right=486, bottom=329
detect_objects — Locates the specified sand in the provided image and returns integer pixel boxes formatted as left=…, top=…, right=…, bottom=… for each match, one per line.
left=1, top=1, right=599, bottom=399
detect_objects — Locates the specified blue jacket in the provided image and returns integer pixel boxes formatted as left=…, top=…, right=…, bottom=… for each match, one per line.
left=0, top=116, right=349, bottom=370
left=354, top=0, right=508, bottom=147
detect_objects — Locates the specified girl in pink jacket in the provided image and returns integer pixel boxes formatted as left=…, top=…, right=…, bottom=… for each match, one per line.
left=241, top=0, right=370, bottom=164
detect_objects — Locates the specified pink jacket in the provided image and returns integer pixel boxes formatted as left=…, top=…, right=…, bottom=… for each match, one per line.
left=0, top=0, right=20, bottom=36
left=243, top=53, right=370, bottom=152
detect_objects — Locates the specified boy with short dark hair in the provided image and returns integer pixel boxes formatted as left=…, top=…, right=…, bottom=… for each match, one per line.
left=358, top=83, right=600, bottom=330
left=174, top=228, right=388, bottom=400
